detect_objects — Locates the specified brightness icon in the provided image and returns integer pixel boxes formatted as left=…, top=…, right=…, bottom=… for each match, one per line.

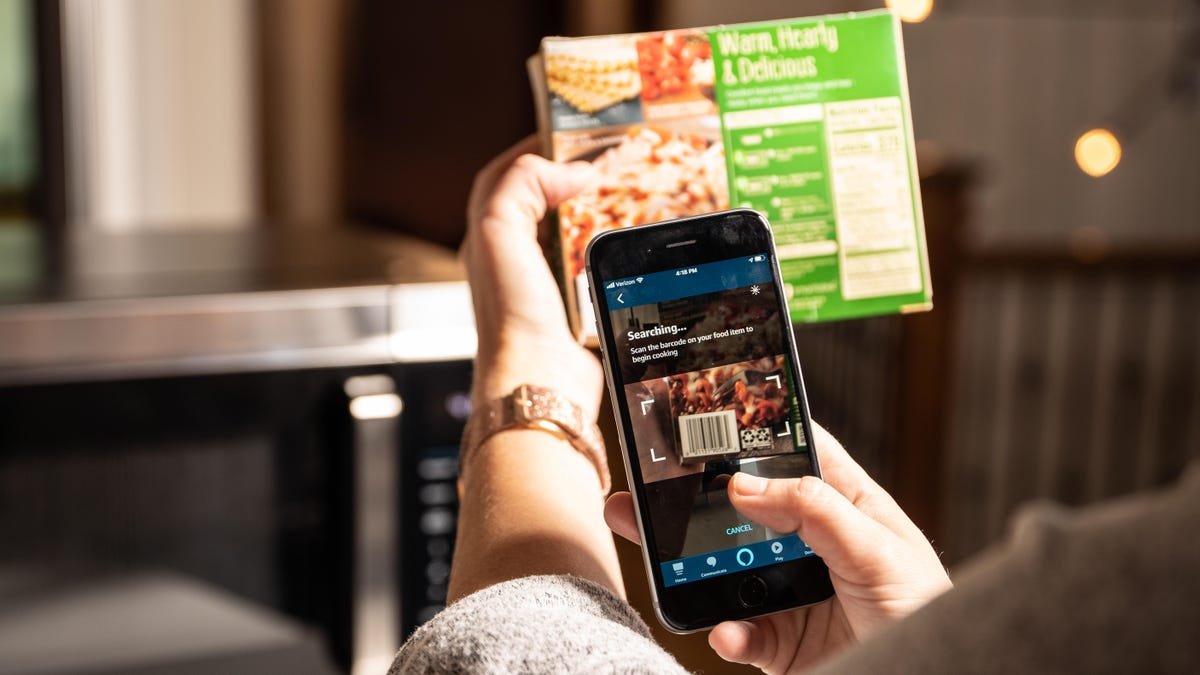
left=750, top=285, right=761, bottom=296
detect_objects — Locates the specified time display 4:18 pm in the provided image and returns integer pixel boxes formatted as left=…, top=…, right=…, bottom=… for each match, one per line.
left=674, top=267, right=698, bottom=276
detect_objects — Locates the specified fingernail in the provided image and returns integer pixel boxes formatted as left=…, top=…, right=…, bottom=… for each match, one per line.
left=733, top=472, right=767, bottom=496
left=795, top=475, right=823, bottom=501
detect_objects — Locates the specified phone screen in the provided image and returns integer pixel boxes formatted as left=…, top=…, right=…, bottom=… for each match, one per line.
left=598, top=252, right=818, bottom=588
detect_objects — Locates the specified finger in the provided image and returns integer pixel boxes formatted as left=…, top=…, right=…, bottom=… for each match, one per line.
left=478, top=154, right=594, bottom=242
left=807, top=421, right=928, bottom=546
left=728, top=473, right=904, bottom=578
left=467, top=136, right=542, bottom=227
left=708, top=620, right=765, bottom=666
left=807, top=420, right=882, bottom=499
left=603, top=492, right=641, bottom=545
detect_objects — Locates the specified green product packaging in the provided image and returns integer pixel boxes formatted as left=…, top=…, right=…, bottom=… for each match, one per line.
left=528, top=10, right=931, bottom=344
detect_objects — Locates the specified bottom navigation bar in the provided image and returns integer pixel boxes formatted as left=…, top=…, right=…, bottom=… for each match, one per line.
left=660, top=534, right=814, bottom=587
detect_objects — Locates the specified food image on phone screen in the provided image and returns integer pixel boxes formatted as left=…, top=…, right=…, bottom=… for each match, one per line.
left=601, top=250, right=817, bottom=588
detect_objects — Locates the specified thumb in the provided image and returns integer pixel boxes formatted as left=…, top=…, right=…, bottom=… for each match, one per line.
left=478, top=155, right=595, bottom=237
left=728, top=473, right=902, bottom=579
left=541, top=159, right=596, bottom=208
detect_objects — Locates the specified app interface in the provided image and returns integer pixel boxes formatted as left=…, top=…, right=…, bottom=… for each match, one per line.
left=603, top=255, right=816, bottom=587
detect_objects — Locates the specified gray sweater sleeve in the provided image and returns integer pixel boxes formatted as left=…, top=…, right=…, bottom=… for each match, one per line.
left=811, top=463, right=1200, bottom=675
left=391, top=575, right=689, bottom=674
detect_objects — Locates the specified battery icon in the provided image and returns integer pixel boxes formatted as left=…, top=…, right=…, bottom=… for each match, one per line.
left=750, top=255, right=766, bottom=263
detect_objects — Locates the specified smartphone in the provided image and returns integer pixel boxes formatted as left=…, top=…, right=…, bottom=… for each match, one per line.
left=585, top=209, right=833, bottom=632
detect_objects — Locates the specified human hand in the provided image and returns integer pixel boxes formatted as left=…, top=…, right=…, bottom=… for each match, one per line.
left=604, top=422, right=952, bottom=673
left=462, top=137, right=603, bottom=415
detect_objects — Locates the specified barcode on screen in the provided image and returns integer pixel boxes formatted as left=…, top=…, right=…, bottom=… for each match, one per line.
left=678, top=410, right=740, bottom=460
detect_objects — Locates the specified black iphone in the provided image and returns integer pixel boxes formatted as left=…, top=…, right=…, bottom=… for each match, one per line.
left=585, top=208, right=833, bottom=632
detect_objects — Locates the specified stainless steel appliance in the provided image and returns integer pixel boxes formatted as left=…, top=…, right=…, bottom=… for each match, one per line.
left=0, top=226, right=476, bottom=674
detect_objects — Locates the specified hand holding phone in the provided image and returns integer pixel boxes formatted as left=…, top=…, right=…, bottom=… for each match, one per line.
left=606, top=420, right=953, bottom=667
left=586, top=209, right=951, bottom=640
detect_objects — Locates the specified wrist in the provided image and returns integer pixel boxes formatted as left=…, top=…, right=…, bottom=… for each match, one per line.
left=474, top=335, right=604, bottom=417
left=460, top=382, right=611, bottom=494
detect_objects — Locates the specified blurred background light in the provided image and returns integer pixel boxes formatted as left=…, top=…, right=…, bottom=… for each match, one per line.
left=886, top=0, right=934, bottom=23
left=1074, top=128, right=1122, bottom=178
left=349, top=393, right=403, bottom=420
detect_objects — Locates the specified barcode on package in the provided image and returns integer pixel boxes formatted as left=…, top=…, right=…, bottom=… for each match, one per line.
left=678, top=410, right=739, bottom=460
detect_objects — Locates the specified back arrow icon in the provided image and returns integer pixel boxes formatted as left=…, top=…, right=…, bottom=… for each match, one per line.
left=617, top=293, right=625, bottom=304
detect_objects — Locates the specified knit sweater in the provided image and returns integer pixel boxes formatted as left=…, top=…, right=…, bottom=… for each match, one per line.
left=391, top=574, right=687, bottom=674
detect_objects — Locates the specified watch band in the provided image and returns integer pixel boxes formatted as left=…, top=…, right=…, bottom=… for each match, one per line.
left=460, top=384, right=610, bottom=495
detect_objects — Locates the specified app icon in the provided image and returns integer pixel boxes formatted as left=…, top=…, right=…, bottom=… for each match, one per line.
left=736, top=548, right=754, bottom=567
left=706, top=556, right=717, bottom=567
left=672, top=562, right=684, bottom=575
left=770, top=541, right=784, bottom=555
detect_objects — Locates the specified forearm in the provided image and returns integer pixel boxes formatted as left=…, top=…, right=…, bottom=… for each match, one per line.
left=448, top=146, right=622, bottom=604
left=448, top=428, right=623, bottom=603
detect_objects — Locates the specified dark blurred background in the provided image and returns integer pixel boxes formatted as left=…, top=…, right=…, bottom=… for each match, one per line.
left=0, top=0, right=1197, bottom=673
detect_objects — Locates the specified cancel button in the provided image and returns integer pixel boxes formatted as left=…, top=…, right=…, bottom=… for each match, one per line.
left=725, top=523, right=754, bottom=535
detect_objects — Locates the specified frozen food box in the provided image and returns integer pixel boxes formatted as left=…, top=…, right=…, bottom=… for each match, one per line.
left=529, top=10, right=932, bottom=344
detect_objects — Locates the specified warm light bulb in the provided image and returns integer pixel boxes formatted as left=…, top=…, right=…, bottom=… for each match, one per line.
left=1074, top=128, right=1122, bottom=178
left=886, top=0, right=934, bottom=23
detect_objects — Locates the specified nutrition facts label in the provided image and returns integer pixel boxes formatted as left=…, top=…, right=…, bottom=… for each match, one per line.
left=825, top=97, right=922, bottom=299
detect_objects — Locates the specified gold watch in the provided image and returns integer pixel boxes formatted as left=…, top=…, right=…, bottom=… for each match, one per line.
left=460, top=384, right=610, bottom=494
